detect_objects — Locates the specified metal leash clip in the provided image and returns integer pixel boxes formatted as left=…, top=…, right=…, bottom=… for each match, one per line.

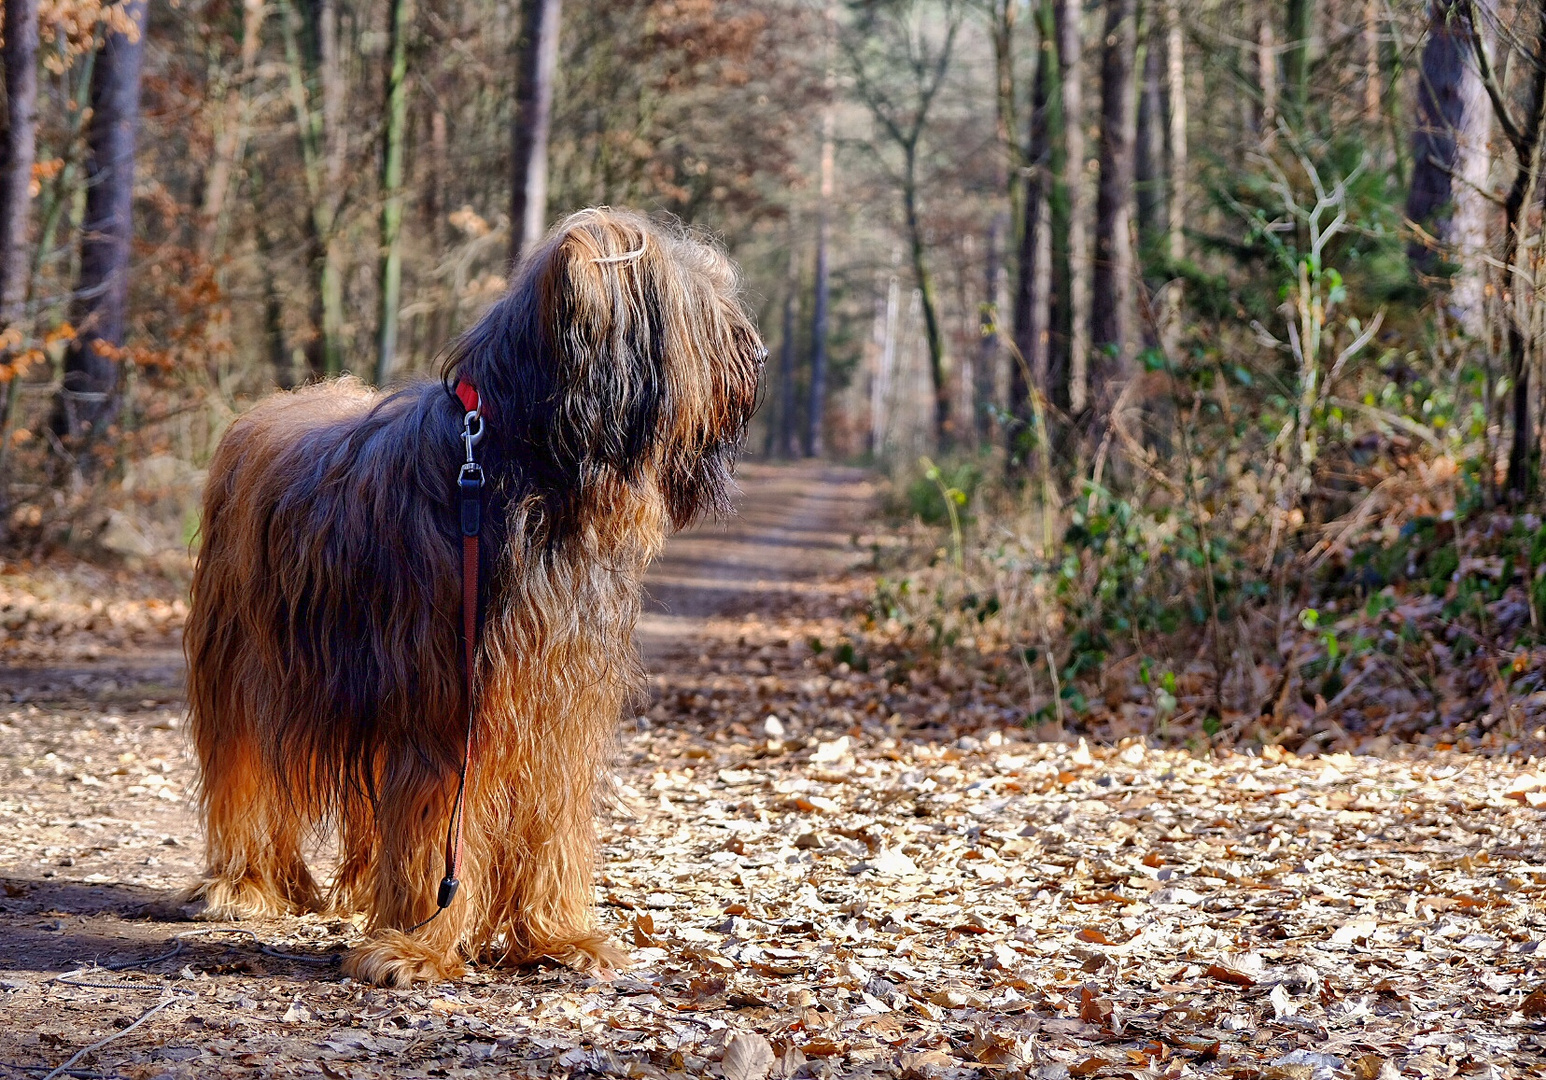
left=459, top=410, right=485, bottom=536
left=460, top=410, right=485, bottom=475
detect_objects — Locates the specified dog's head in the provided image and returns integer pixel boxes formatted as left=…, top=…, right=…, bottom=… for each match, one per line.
left=445, top=208, right=764, bottom=533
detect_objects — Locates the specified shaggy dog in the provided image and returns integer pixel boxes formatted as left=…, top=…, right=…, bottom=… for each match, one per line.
left=184, top=208, right=764, bottom=985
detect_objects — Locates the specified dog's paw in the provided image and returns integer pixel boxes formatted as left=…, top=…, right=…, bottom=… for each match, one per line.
left=541, top=933, right=629, bottom=975
left=183, top=876, right=317, bottom=921
left=343, top=932, right=466, bottom=987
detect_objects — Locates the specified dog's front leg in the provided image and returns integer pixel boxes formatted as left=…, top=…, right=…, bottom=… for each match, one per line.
left=478, top=692, right=628, bottom=973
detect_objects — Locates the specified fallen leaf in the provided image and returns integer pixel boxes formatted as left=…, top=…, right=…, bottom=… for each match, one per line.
left=1206, top=962, right=1256, bottom=987
left=1522, top=985, right=1546, bottom=1017
left=800, top=1037, right=844, bottom=1057
left=1078, top=985, right=1112, bottom=1024
left=722, top=1032, right=776, bottom=1080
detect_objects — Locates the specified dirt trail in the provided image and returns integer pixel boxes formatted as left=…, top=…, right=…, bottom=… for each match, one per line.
left=637, top=462, right=874, bottom=657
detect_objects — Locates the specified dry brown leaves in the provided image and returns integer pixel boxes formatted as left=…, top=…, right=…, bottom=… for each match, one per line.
left=1, top=503, right=1544, bottom=1077
left=1, top=554, right=188, bottom=664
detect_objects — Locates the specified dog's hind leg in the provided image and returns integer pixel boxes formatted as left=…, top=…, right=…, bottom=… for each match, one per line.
left=341, top=769, right=470, bottom=987
left=187, top=726, right=321, bottom=919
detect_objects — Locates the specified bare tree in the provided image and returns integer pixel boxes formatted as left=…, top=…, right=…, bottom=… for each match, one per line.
left=1090, top=0, right=1138, bottom=420
left=975, top=210, right=1004, bottom=445
left=0, top=0, right=40, bottom=484
left=279, top=0, right=347, bottom=376
left=197, top=0, right=268, bottom=263
left=1057, top=0, right=1088, bottom=416
left=511, top=0, right=562, bottom=263
left=985, top=0, right=1021, bottom=235
left=807, top=4, right=837, bottom=460
left=1406, top=0, right=1490, bottom=336
left=805, top=99, right=835, bottom=457
left=56, top=0, right=150, bottom=450
left=1284, top=0, right=1314, bottom=120
left=1257, top=18, right=1277, bottom=138
left=1012, top=0, right=1054, bottom=439
left=1162, top=0, right=1186, bottom=347
left=841, top=0, right=964, bottom=448
left=1136, top=19, right=1166, bottom=254
left=375, top=0, right=415, bottom=383
left=778, top=235, right=802, bottom=460
left=1468, top=0, right=1546, bottom=499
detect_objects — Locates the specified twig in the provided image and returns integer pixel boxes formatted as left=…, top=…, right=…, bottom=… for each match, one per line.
left=40, top=997, right=183, bottom=1080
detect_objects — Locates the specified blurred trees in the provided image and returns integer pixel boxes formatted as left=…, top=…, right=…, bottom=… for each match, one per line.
left=3, top=0, right=1546, bottom=573
left=56, top=0, right=148, bottom=455
left=0, top=0, right=814, bottom=542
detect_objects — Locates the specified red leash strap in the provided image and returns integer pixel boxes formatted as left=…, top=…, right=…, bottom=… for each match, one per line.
left=432, top=383, right=485, bottom=915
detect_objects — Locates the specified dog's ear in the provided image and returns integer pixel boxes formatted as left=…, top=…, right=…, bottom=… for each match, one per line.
left=441, top=211, right=666, bottom=489
left=534, top=212, right=666, bottom=482
left=443, top=209, right=761, bottom=530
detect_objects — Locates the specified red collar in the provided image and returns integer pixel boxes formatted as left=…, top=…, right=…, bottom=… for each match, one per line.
left=455, top=380, right=481, bottom=415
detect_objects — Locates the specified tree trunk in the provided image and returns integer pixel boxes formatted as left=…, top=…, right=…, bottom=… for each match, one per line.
left=375, top=0, right=414, bottom=384
left=805, top=103, right=834, bottom=458
left=873, top=273, right=899, bottom=456
left=976, top=211, right=1005, bottom=446
left=1056, top=0, right=1089, bottom=417
left=1406, top=0, right=1490, bottom=336
left=279, top=0, right=345, bottom=377
left=0, top=0, right=40, bottom=488
left=510, top=0, right=561, bottom=263
left=778, top=236, right=800, bottom=460
left=990, top=0, right=1020, bottom=243
left=1257, top=18, right=1277, bottom=139
left=1160, top=0, right=1186, bottom=372
left=1135, top=21, right=1165, bottom=263
left=197, top=0, right=266, bottom=262
left=1489, top=1, right=1546, bottom=499
left=56, top=0, right=148, bottom=447
left=1165, top=0, right=1186, bottom=273
left=1090, top=0, right=1137, bottom=418
left=1284, top=0, right=1314, bottom=120
left=904, top=158, right=950, bottom=448
left=0, top=0, right=39, bottom=334
left=315, top=0, right=345, bottom=374
left=1363, top=0, right=1382, bottom=123
left=1012, top=0, right=1057, bottom=448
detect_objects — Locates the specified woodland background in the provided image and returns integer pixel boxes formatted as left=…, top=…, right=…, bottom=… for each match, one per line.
left=3, top=0, right=1546, bottom=749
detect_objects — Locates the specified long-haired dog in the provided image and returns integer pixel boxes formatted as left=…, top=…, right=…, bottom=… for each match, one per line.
left=184, top=209, right=763, bottom=985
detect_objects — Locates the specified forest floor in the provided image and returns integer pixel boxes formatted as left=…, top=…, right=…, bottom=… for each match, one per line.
left=1, top=462, right=1545, bottom=1079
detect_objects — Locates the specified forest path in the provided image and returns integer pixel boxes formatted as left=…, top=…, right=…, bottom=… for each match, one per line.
left=1, top=465, right=1544, bottom=1078
left=636, top=461, right=875, bottom=660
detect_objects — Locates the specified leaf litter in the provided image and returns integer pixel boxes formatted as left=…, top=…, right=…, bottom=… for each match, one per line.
left=0, top=469, right=1544, bottom=1077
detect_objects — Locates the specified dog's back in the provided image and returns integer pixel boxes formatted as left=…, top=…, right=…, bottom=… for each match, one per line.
left=187, top=379, right=467, bottom=822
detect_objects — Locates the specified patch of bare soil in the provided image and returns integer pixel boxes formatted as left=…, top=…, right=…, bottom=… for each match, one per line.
left=1, top=463, right=1544, bottom=1079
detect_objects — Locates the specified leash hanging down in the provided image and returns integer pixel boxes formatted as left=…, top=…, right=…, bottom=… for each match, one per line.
left=411, top=382, right=485, bottom=934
